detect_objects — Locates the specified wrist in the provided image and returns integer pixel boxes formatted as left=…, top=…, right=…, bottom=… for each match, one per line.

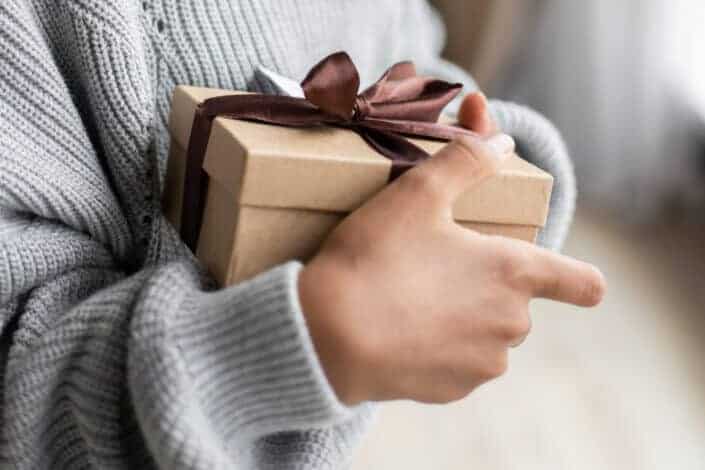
left=298, top=256, right=370, bottom=405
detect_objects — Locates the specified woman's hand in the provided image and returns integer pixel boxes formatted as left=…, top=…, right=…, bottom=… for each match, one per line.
left=298, top=94, right=606, bottom=406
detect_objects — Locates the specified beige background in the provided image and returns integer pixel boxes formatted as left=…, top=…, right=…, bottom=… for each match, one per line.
left=353, top=210, right=705, bottom=469
left=352, top=2, right=705, bottom=468
left=431, top=0, right=536, bottom=89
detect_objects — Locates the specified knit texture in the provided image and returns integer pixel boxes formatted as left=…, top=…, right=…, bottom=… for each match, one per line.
left=0, top=1, right=575, bottom=469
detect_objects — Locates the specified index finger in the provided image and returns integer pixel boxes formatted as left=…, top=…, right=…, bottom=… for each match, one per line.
left=527, top=247, right=606, bottom=307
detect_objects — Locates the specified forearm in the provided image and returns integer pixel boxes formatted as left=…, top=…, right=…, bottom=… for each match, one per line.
left=129, top=260, right=367, bottom=466
left=0, top=218, right=372, bottom=469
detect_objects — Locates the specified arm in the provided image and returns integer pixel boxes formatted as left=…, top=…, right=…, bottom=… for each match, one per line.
left=2, top=4, right=595, bottom=470
left=0, top=2, right=369, bottom=469
left=299, top=134, right=605, bottom=407
left=1, top=224, right=369, bottom=470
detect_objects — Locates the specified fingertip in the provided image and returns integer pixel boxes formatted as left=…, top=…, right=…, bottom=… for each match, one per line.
left=460, top=92, right=502, bottom=138
left=458, top=92, right=488, bottom=130
left=460, top=91, right=486, bottom=111
left=531, top=251, right=607, bottom=307
left=567, top=263, right=607, bottom=307
left=583, top=265, right=607, bottom=307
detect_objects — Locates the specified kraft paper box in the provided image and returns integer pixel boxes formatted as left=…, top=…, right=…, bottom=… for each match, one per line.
left=164, top=86, right=554, bottom=286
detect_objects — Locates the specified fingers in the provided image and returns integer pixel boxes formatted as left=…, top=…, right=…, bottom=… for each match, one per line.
left=398, top=133, right=515, bottom=207
left=509, top=316, right=531, bottom=348
left=458, top=92, right=499, bottom=136
left=524, top=246, right=606, bottom=307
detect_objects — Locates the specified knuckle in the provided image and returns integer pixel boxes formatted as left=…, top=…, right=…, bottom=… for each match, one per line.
left=326, top=222, right=373, bottom=254
left=495, top=353, right=509, bottom=377
left=501, top=313, right=531, bottom=341
left=494, top=246, right=530, bottom=287
left=453, top=138, right=497, bottom=173
left=539, top=274, right=561, bottom=299
left=449, top=141, right=483, bottom=168
left=484, top=353, right=509, bottom=379
left=399, top=168, right=444, bottom=200
left=431, top=386, right=469, bottom=404
left=422, top=362, right=480, bottom=404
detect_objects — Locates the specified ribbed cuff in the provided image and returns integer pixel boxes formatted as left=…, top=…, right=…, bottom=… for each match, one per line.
left=173, top=261, right=357, bottom=440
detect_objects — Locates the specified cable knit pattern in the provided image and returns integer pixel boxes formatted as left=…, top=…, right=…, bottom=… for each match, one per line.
left=0, top=1, right=574, bottom=469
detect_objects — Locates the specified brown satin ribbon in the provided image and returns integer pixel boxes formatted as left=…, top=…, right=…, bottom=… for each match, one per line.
left=180, top=51, right=476, bottom=251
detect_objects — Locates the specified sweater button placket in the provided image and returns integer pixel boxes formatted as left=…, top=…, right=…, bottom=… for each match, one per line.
left=143, top=2, right=166, bottom=34
left=143, top=123, right=154, bottom=205
left=144, top=166, right=154, bottom=204
left=142, top=136, right=155, bottom=248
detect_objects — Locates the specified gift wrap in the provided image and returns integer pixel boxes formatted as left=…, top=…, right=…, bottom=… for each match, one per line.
left=164, top=86, right=553, bottom=286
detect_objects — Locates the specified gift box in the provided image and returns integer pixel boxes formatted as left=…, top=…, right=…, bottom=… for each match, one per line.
left=163, top=85, right=553, bottom=286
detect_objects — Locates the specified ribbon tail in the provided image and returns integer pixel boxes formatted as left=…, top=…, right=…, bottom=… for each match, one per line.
left=180, top=105, right=214, bottom=251
left=356, top=128, right=431, bottom=181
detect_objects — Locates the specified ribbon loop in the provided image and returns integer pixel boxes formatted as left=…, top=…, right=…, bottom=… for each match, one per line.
left=179, top=51, right=477, bottom=251
left=301, top=51, right=360, bottom=119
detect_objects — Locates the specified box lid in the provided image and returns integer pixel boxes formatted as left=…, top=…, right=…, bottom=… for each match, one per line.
left=169, top=86, right=553, bottom=227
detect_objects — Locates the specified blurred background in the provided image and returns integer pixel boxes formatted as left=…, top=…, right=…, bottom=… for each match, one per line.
left=354, top=1, right=705, bottom=468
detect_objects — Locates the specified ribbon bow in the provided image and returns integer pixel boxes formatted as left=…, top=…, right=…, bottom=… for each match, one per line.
left=181, top=51, right=475, bottom=250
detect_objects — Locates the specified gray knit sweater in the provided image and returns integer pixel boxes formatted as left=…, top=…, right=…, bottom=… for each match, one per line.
left=0, top=1, right=575, bottom=469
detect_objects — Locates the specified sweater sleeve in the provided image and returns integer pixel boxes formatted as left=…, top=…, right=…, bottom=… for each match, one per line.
left=0, top=220, right=373, bottom=470
left=128, top=227, right=375, bottom=469
left=0, top=2, right=371, bottom=469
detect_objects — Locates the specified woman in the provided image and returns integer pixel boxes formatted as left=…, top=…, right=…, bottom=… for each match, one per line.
left=0, top=1, right=603, bottom=468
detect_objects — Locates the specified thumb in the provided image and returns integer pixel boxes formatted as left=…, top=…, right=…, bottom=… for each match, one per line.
left=458, top=92, right=499, bottom=136
left=398, top=133, right=515, bottom=207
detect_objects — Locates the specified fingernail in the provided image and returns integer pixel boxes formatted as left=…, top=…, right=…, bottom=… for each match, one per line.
left=485, top=133, right=515, bottom=156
